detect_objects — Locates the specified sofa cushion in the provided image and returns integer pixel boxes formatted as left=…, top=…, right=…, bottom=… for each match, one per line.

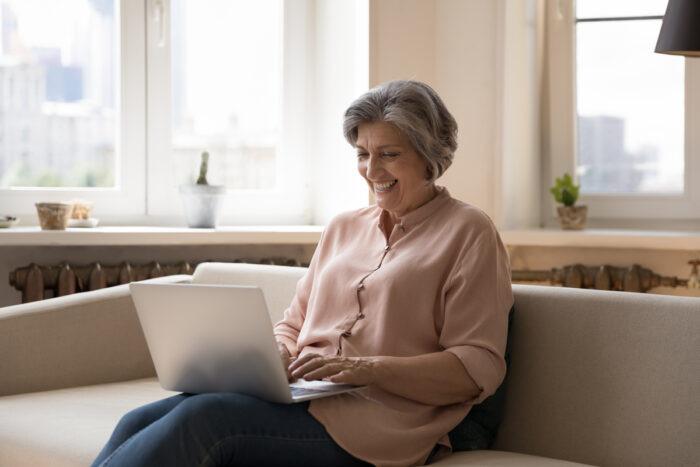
left=0, top=378, right=590, bottom=467
left=495, top=285, right=700, bottom=467
left=430, top=449, right=594, bottom=466
left=0, top=378, right=174, bottom=467
left=192, top=262, right=307, bottom=324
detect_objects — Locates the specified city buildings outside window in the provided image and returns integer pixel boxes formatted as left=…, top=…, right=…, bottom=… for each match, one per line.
left=0, top=0, right=117, bottom=189
left=575, top=0, right=683, bottom=195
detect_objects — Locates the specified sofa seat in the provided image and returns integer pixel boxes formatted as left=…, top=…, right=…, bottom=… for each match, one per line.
left=432, top=450, right=593, bottom=466
left=0, top=377, right=591, bottom=467
left=0, top=378, right=175, bottom=467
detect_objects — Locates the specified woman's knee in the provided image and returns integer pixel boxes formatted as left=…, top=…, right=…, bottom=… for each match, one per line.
left=167, top=393, right=278, bottom=434
left=168, top=393, right=236, bottom=430
left=115, top=394, right=188, bottom=436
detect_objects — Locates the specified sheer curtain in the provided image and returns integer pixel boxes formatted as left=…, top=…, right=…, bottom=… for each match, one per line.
left=497, top=0, right=546, bottom=230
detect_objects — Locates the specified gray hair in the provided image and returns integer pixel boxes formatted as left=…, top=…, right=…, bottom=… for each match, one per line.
left=343, top=80, right=458, bottom=180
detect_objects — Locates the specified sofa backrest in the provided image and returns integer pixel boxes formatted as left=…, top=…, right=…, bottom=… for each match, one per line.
left=496, top=284, right=700, bottom=467
left=192, top=262, right=306, bottom=324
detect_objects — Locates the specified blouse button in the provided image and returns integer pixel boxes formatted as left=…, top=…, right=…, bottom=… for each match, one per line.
left=342, top=330, right=352, bottom=337
left=357, top=313, right=365, bottom=319
left=384, top=244, right=390, bottom=251
left=357, top=283, right=364, bottom=290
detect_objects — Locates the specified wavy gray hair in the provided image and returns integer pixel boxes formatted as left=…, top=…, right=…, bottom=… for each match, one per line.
left=343, top=80, right=458, bottom=180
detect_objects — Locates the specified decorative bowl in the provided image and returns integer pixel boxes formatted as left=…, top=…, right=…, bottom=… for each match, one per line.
left=0, top=216, right=19, bottom=228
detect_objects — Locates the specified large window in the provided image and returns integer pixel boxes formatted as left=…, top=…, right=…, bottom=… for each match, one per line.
left=146, top=0, right=312, bottom=224
left=0, top=0, right=331, bottom=224
left=546, top=0, right=700, bottom=223
left=0, top=0, right=118, bottom=188
left=170, top=0, right=282, bottom=191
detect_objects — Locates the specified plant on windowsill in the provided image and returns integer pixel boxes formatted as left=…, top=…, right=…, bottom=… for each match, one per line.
left=178, top=151, right=226, bottom=228
left=550, top=173, right=587, bottom=230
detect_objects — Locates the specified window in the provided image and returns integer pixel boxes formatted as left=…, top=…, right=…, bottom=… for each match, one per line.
left=1, top=0, right=119, bottom=188
left=0, top=0, right=143, bottom=216
left=146, top=0, right=312, bottom=224
left=1, top=0, right=117, bottom=188
left=546, top=0, right=700, bottom=224
left=0, top=0, right=368, bottom=225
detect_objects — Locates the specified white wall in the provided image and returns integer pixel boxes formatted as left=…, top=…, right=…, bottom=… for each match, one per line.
left=309, top=0, right=370, bottom=224
left=369, top=0, right=502, bottom=218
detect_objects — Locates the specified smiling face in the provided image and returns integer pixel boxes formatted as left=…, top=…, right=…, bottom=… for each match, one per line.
left=356, top=121, right=436, bottom=220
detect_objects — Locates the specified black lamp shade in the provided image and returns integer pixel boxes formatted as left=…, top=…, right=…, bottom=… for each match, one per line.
left=655, top=0, right=700, bottom=56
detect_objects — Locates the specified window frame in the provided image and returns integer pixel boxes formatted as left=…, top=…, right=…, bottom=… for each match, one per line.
left=544, top=0, right=700, bottom=225
left=1, top=0, right=316, bottom=226
left=0, top=0, right=147, bottom=219
left=145, top=0, right=314, bottom=225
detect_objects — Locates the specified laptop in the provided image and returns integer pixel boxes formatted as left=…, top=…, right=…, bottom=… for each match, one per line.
left=129, top=282, right=363, bottom=404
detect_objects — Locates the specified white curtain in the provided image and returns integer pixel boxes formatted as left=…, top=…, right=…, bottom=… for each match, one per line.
left=498, top=0, right=546, bottom=229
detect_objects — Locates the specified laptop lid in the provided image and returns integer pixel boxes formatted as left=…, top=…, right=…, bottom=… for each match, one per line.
left=129, top=282, right=362, bottom=404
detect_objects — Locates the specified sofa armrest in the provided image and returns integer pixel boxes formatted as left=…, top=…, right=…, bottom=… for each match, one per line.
left=0, top=275, right=192, bottom=396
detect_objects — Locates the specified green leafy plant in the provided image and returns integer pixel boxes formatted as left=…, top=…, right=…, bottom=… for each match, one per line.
left=550, top=173, right=579, bottom=207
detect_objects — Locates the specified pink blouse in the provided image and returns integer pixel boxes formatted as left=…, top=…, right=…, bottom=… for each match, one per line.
left=274, top=187, right=513, bottom=466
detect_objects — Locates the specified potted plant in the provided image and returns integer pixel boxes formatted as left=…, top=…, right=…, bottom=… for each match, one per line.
left=550, top=173, right=587, bottom=230
left=179, top=151, right=226, bottom=228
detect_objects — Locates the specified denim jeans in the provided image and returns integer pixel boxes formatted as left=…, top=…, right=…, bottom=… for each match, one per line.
left=91, top=393, right=371, bottom=467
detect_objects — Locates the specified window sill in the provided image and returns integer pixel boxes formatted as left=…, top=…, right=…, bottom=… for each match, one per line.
left=3, top=226, right=697, bottom=251
left=501, top=229, right=700, bottom=251
left=0, top=226, right=324, bottom=246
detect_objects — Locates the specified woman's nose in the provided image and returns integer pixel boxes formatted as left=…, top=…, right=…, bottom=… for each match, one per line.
left=365, top=154, right=383, bottom=179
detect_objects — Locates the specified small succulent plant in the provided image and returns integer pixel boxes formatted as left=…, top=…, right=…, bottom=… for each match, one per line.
left=550, top=173, right=580, bottom=207
left=196, top=151, right=210, bottom=185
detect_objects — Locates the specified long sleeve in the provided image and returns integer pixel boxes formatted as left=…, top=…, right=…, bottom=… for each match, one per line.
left=441, top=215, right=513, bottom=404
left=273, top=231, right=325, bottom=357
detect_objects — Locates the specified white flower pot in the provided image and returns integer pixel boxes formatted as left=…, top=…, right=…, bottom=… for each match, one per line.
left=179, top=185, right=226, bottom=228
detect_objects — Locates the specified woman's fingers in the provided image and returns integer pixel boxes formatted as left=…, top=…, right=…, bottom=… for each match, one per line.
left=277, top=343, right=295, bottom=381
left=289, top=354, right=339, bottom=379
left=288, top=354, right=377, bottom=386
left=287, top=353, right=321, bottom=373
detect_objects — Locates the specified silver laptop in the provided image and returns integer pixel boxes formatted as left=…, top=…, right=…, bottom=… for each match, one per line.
left=129, top=282, right=363, bottom=404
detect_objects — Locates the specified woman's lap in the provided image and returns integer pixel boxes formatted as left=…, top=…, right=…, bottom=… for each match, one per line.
left=92, top=393, right=370, bottom=467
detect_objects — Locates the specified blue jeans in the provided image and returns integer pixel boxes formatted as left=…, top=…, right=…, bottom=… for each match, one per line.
left=91, top=393, right=372, bottom=467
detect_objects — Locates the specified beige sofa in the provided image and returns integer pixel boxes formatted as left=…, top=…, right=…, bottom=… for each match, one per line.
left=1, top=262, right=698, bottom=467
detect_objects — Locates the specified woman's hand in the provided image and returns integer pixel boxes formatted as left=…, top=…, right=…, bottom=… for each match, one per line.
left=288, top=353, right=378, bottom=386
left=277, top=343, right=295, bottom=381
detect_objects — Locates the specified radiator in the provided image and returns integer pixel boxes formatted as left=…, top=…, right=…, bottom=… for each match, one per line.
left=9, top=260, right=689, bottom=304
left=511, top=263, right=688, bottom=293
left=9, top=258, right=303, bottom=303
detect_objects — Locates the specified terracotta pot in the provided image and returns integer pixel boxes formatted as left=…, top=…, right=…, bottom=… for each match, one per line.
left=557, top=205, right=587, bottom=230
left=35, top=202, right=74, bottom=230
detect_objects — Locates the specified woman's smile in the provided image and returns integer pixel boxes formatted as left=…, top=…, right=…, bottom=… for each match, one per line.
left=373, top=179, right=397, bottom=192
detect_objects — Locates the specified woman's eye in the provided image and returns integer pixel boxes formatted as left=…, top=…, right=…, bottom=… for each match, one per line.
left=357, top=153, right=369, bottom=158
left=382, top=153, right=399, bottom=158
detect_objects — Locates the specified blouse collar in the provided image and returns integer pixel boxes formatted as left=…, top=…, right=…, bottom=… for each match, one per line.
left=376, top=185, right=452, bottom=233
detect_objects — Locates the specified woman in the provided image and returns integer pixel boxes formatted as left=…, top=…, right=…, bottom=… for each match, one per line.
left=92, top=80, right=512, bottom=467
